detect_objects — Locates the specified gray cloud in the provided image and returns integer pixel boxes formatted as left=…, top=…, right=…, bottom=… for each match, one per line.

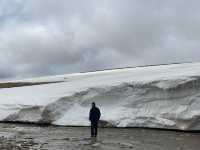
left=0, top=0, right=200, bottom=80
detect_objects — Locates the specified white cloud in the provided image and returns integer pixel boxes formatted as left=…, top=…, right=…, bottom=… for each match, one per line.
left=0, top=0, right=200, bottom=79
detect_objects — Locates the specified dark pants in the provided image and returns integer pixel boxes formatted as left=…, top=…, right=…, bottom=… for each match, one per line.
left=91, top=121, right=98, bottom=137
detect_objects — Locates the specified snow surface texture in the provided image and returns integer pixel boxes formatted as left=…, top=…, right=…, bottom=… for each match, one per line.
left=0, top=63, right=200, bottom=130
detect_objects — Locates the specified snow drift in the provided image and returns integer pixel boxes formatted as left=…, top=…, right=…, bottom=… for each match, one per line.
left=0, top=63, right=200, bottom=130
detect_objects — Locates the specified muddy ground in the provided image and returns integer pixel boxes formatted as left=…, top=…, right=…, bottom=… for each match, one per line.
left=0, top=123, right=199, bottom=150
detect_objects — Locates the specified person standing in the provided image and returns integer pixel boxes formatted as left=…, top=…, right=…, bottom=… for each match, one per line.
left=89, top=102, right=101, bottom=137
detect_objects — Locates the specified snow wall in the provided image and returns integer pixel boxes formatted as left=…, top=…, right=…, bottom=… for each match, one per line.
left=0, top=63, right=200, bottom=130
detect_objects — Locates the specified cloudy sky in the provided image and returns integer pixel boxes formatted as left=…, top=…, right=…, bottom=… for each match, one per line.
left=0, top=0, right=200, bottom=80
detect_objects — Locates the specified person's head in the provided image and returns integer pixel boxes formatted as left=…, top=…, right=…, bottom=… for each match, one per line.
left=92, top=102, right=96, bottom=108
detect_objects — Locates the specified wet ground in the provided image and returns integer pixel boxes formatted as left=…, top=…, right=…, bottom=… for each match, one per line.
left=0, top=123, right=199, bottom=150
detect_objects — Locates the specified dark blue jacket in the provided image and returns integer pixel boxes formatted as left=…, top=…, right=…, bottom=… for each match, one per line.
left=89, top=107, right=101, bottom=122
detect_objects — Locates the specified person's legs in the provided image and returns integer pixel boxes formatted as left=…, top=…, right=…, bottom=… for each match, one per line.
left=91, top=123, right=95, bottom=137
left=94, top=122, right=98, bottom=137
